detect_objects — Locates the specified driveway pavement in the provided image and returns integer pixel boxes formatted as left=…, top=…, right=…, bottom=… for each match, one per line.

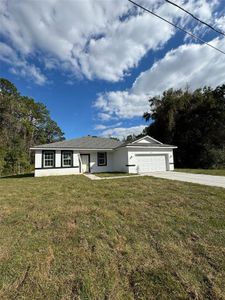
left=146, top=171, right=225, bottom=188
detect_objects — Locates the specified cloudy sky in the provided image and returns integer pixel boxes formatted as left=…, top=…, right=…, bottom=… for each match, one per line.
left=0, top=0, right=225, bottom=139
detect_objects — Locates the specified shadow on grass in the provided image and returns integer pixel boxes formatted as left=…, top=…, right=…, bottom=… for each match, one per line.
left=1, top=172, right=34, bottom=179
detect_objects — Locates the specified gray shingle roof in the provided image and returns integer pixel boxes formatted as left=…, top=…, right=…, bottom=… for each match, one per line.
left=32, top=136, right=123, bottom=149
left=31, top=135, right=177, bottom=150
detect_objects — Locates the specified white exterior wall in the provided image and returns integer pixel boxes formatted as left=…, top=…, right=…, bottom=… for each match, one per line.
left=35, top=150, right=42, bottom=168
left=34, top=146, right=175, bottom=177
left=79, top=149, right=129, bottom=173
left=34, top=150, right=80, bottom=177
left=112, top=148, right=128, bottom=172
left=55, top=150, right=61, bottom=167
left=127, top=148, right=174, bottom=173
left=73, top=151, right=80, bottom=167
left=35, top=167, right=80, bottom=177
left=168, top=150, right=174, bottom=170
left=79, top=150, right=114, bottom=173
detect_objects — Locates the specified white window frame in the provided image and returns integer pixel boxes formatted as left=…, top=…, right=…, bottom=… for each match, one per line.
left=62, top=151, right=73, bottom=167
left=97, top=152, right=107, bottom=166
left=43, top=150, right=55, bottom=168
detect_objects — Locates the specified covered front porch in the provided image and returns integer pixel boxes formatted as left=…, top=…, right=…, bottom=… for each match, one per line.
left=79, top=150, right=114, bottom=173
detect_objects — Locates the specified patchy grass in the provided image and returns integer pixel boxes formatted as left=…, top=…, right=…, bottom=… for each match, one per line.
left=94, top=172, right=137, bottom=178
left=175, top=168, right=225, bottom=176
left=0, top=175, right=225, bottom=299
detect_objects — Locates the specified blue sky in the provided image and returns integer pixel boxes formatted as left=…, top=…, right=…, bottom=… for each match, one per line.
left=0, top=0, right=225, bottom=140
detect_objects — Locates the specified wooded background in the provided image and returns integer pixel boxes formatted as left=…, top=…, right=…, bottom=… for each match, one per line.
left=143, top=85, right=225, bottom=169
left=1, top=78, right=225, bottom=176
left=0, top=78, right=64, bottom=176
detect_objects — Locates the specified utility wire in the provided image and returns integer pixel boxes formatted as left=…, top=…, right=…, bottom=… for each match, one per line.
left=127, top=0, right=225, bottom=55
left=165, top=0, right=225, bottom=37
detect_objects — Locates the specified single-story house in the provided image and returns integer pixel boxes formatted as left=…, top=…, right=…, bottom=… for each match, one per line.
left=31, top=135, right=177, bottom=177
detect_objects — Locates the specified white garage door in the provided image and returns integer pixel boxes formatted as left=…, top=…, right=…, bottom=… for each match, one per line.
left=136, top=154, right=167, bottom=173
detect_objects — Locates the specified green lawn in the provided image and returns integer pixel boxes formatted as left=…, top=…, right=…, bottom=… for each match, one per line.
left=175, top=168, right=225, bottom=176
left=94, top=172, right=137, bottom=178
left=1, top=175, right=225, bottom=299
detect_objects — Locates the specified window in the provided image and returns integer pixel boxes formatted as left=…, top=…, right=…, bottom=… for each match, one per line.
left=62, top=151, right=73, bottom=167
left=43, top=151, right=55, bottom=168
left=97, top=152, right=107, bottom=166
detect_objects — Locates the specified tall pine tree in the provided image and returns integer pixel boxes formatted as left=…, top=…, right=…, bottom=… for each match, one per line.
left=0, top=78, right=64, bottom=175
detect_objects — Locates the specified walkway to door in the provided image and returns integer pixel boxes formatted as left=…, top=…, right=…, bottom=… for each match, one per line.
left=83, top=173, right=142, bottom=180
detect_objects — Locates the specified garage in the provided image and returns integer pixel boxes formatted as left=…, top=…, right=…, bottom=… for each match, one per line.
left=136, top=154, right=168, bottom=173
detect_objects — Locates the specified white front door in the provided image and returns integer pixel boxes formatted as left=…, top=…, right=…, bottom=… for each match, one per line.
left=81, top=155, right=90, bottom=173
left=136, top=154, right=167, bottom=173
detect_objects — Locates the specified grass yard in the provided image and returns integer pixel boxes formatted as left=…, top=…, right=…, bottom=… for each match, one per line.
left=175, top=168, right=225, bottom=176
left=1, top=175, right=225, bottom=299
left=94, top=172, right=137, bottom=178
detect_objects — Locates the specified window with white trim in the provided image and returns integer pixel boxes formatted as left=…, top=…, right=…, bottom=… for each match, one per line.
left=62, top=151, right=73, bottom=167
left=97, top=152, right=107, bottom=166
left=43, top=151, right=55, bottom=168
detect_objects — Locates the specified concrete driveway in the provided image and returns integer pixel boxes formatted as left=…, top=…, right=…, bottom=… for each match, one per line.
left=146, top=171, right=225, bottom=188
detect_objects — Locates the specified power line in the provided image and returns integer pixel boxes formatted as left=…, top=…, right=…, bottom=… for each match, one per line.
left=165, top=0, right=225, bottom=37
left=127, top=0, right=225, bottom=55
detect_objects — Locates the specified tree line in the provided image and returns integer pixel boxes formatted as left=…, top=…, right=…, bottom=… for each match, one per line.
left=141, top=85, right=225, bottom=169
left=0, top=78, right=64, bottom=176
left=1, top=78, right=225, bottom=175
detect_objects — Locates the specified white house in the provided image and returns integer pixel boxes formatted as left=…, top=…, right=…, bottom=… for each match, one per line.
left=31, top=135, right=177, bottom=177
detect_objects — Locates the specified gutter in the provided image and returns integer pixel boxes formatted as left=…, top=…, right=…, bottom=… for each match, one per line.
left=125, top=145, right=178, bottom=149
left=30, top=147, right=115, bottom=151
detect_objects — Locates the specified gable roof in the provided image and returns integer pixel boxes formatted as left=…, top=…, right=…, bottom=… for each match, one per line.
left=31, top=136, right=123, bottom=150
left=115, top=135, right=177, bottom=149
left=130, top=135, right=162, bottom=144
left=31, top=135, right=177, bottom=150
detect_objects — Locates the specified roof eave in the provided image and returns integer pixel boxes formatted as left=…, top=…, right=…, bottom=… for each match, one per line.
left=125, top=145, right=178, bottom=149
left=30, top=147, right=115, bottom=151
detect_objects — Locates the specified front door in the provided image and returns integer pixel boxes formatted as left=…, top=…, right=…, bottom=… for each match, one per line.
left=80, top=154, right=90, bottom=173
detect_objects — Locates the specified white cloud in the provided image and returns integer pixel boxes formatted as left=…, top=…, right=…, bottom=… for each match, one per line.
left=132, top=37, right=225, bottom=94
left=94, top=124, right=107, bottom=130
left=101, top=125, right=146, bottom=140
left=94, top=122, right=122, bottom=131
left=79, top=11, right=174, bottom=81
left=97, top=112, right=116, bottom=122
left=0, top=42, right=17, bottom=64
left=1, top=0, right=219, bottom=84
left=95, top=91, right=149, bottom=119
left=215, top=16, right=225, bottom=31
left=9, top=64, right=46, bottom=86
left=96, top=35, right=225, bottom=119
left=0, top=42, right=46, bottom=85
